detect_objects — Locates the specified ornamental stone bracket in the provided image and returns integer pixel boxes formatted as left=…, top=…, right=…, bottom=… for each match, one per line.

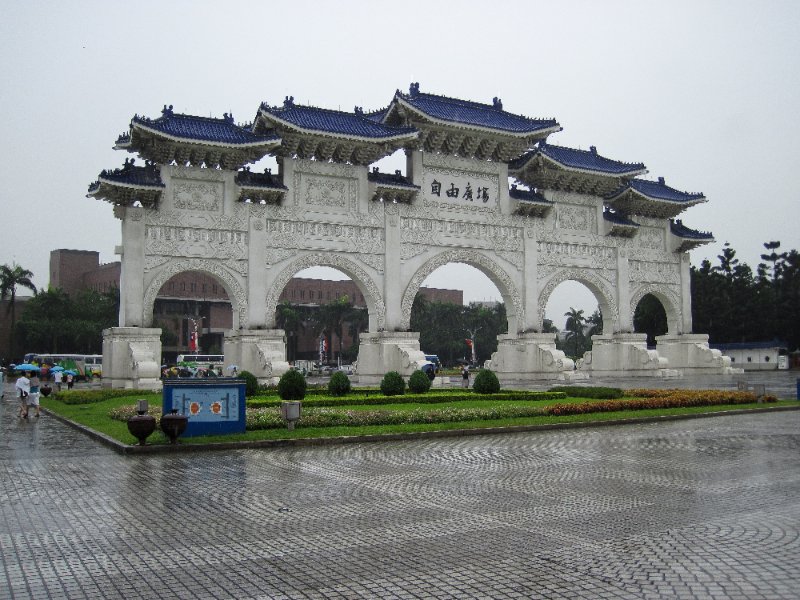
left=654, top=334, right=742, bottom=374
left=484, top=333, right=581, bottom=383
left=355, top=331, right=428, bottom=385
left=578, top=333, right=680, bottom=378
left=102, top=327, right=162, bottom=390
left=224, top=329, right=290, bottom=384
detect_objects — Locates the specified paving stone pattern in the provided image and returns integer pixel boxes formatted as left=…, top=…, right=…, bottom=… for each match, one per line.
left=1, top=387, right=799, bottom=599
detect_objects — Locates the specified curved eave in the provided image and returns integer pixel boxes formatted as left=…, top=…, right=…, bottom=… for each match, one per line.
left=535, top=153, right=647, bottom=179
left=674, top=237, right=715, bottom=252
left=86, top=180, right=163, bottom=208
left=392, top=96, right=561, bottom=138
left=257, top=110, right=419, bottom=145
left=369, top=182, right=420, bottom=204
left=236, top=185, right=287, bottom=205
left=131, top=120, right=281, bottom=149
left=511, top=154, right=646, bottom=196
left=606, top=190, right=707, bottom=218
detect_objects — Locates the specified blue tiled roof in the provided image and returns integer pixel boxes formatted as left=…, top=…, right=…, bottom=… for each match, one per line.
left=368, top=169, right=419, bottom=189
left=608, top=177, right=705, bottom=203
left=603, top=209, right=639, bottom=226
left=393, top=83, right=560, bottom=134
left=131, top=105, right=279, bottom=146
left=259, top=98, right=417, bottom=139
left=509, top=185, right=552, bottom=204
left=711, top=340, right=787, bottom=351
left=510, top=142, right=646, bottom=175
left=89, top=159, right=164, bottom=191
left=670, top=219, right=713, bottom=239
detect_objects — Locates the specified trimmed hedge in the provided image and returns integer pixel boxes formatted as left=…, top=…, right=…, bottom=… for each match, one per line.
left=328, top=371, right=352, bottom=396
left=54, top=389, right=156, bottom=405
left=473, top=369, right=500, bottom=394
left=548, top=386, right=623, bottom=399
left=380, top=371, right=406, bottom=396
left=239, top=370, right=259, bottom=397
left=408, top=370, right=432, bottom=394
left=278, top=369, right=307, bottom=400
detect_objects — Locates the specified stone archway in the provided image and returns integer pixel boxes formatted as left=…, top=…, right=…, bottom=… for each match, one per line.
left=143, top=259, right=247, bottom=329
left=400, top=249, right=524, bottom=334
left=537, top=269, right=619, bottom=332
left=264, top=252, right=386, bottom=332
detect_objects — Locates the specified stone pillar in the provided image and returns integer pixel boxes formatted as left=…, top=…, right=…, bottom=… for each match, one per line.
left=523, top=226, right=540, bottom=332
left=247, top=213, right=268, bottom=328
left=224, top=329, right=290, bottom=384
left=102, top=327, right=162, bottom=390
left=616, top=249, right=632, bottom=333
left=356, top=331, right=427, bottom=385
left=383, top=203, right=403, bottom=331
left=679, top=253, right=692, bottom=334
left=115, top=206, right=146, bottom=327
left=484, top=332, right=578, bottom=383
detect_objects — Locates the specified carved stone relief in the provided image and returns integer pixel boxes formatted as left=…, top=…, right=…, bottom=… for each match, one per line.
left=629, top=260, right=680, bottom=284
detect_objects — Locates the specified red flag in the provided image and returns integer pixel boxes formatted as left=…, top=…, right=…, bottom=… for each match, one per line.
left=465, top=339, right=473, bottom=347
left=189, top=331, right=198, bottom=352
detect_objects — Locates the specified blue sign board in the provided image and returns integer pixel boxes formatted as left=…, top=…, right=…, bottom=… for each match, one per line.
left=162, top=378, right=246, bottom=437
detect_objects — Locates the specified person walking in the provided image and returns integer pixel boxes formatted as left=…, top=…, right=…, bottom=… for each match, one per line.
left=28, top=373, right=41, bottom=417
left=461, top=365, right=470, bottom=389
left=53, top=369, right=63, bottom=391
left=15, top=371, right=31, bottom=418
left=66, top=372, right=74, bottom=390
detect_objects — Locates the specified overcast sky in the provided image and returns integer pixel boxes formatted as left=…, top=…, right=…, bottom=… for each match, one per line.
left=1, top=1, right=798, bottom=329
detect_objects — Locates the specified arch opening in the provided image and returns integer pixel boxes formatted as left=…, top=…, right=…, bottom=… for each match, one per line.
left=633, top=293, right=668, bottom=348
left=543, top=280, right=604, bottom=361
left=410, top=263, right=507, bottom=367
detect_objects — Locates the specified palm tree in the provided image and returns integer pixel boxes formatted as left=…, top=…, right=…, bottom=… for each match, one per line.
left=0, top=263, right=38, bottom=360
left=564, top=307, right=586, bottom=359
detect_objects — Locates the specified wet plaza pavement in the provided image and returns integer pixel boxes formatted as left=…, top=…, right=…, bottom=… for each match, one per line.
left=1, top=378, right=800, bottom=599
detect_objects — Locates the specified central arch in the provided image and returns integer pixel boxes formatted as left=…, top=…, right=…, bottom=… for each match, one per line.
left=400, top=249, right=523, bottom=333
left=538, top=268, right=619, bottom=333
left=630, top=284, right=682, bottom=335
left=264, top=253, right=386, bottom=332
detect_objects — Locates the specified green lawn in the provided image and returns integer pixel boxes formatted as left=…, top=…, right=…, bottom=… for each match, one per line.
left=39, top=389, right=799, bottom=448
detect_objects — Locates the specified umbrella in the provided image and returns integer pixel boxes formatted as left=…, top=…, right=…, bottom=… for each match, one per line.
left=50, top=366, right=65, bottom=372
left=14, top=364, right=41, bottom=372
left=63, top=370, right=77, bottom=376
left=226, top=365, right=239, bottom=371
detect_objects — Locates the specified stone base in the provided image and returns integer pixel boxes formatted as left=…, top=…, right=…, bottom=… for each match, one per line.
left=356, top=331, right=428, bottom=385
left=102, top=327, right=162, bottom=390
left=579, top=333, right=676, bottom=377
left=484, top=333, right=576, bottom=383
left=224, top=329, right=290, bottom=385
left=655, top=334, right=743, bottom=374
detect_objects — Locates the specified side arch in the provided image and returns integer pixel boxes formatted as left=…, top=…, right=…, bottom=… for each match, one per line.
left=537, top=269, right=619, bottom=332
left=142, top=259, right=247, bottom=328
left=630, top=284, right=682, bottom=335
left=400, top=249, right=523, bottom=333
left=264, top=253, right=386, bottom=331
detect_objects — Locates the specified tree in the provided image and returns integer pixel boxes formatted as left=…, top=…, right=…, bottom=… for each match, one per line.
left=564, top=307, right=585, bottom=359
left=0, top=263, right=37, bottom=359
left=314, top=295, right=353, bottom=362
left=276, top=300, right=306, bottom=362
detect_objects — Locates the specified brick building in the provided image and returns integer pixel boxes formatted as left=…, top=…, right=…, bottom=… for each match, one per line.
left=47, top=249, right=463, bottom=363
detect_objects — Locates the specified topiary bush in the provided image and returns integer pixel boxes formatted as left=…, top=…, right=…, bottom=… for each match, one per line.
left=472, top=368, right=500, bottom=394
left=328, top=371, right=352, bottom=396
left=278, top=369, right=307, bottom=400
left=239, top=370, right=259, bottom=397
left=408, top=369, right=432, bottom=394
left=380, top=371, right=406, bottom=396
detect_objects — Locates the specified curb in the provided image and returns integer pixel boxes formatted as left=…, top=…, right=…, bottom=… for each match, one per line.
left=42, top=404, right=800, bottom=456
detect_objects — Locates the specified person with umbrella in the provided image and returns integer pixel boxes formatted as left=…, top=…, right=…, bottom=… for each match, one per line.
left=65, top=370, right=75, bottom=390
left=15, top=370, right=31, bottom=418
left=51, top=365, right=64, bottom=391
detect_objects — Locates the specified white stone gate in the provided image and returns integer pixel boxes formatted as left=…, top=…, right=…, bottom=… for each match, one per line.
left=89, top=87, right=731, bottom=389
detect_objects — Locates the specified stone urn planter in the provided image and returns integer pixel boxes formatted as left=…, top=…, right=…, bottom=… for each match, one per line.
left=127, top=400, right=155, bottom=445
left=40, top=385, right=52, bottom=397
left=160, top=409, right=188, bottom=444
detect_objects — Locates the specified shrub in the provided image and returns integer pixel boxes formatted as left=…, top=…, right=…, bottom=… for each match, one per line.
left=328, top=371, right=352, bottom=396
left=380, top=371, right=406, bottom=396
left=473, top=369, right=500, bottom=394
left=548, top=386, right=623, bottom=399
left=408, top=370, right=432, bottom=394
left=278, top=369, right=307, bottom=400
left=239, top=370, right=259, bottom=397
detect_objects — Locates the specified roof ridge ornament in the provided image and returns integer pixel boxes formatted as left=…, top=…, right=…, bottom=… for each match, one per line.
left=658, top=176, right=665, bottom=185
left=492, top=97, right=503, bottom=110
left=590, top=145, right=597, bottom=155
left=409, top=82, right=420, bottom=97
left=283, top=96, right=295, bottom=108
left=223, top=112, right=234, bottom=124
left=162, top=104, right=174, bottom=117
left=354, top=106, right=363, bottom=115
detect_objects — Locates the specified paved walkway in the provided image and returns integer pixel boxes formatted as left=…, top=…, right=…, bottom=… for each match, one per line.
left=2, top=381, right=800, bottom=599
